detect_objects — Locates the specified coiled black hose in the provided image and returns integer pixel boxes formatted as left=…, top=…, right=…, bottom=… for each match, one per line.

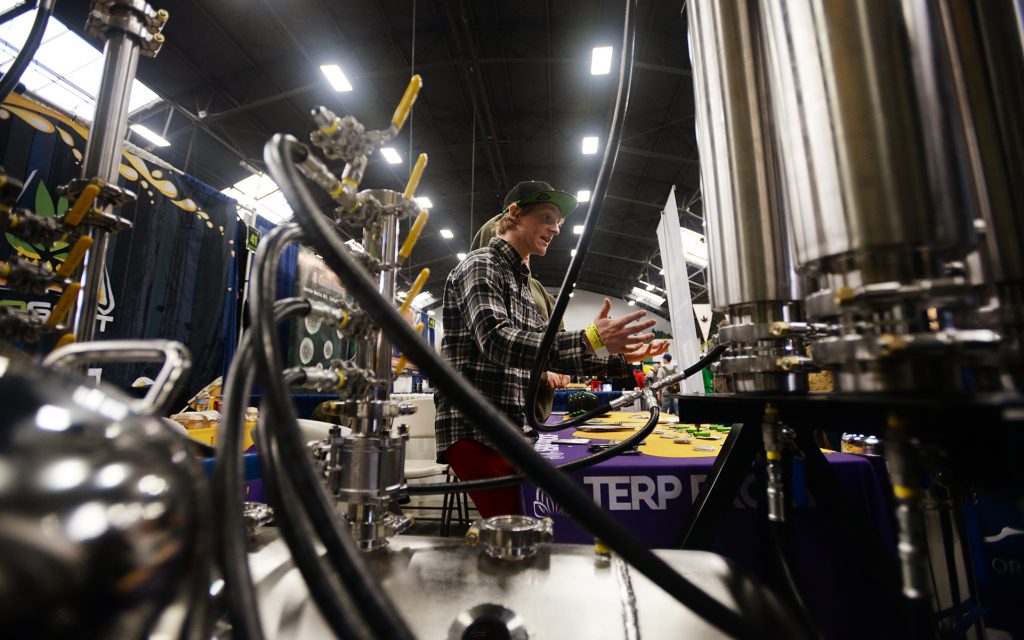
left=247, top=224, right=415, bottom=640
left=264, top=132, right=755, bottom=638
left=214, top=297, right=309, bottom=640
left=0, top=0, right=55, bottom=105
left=531, top=343, right=728, bottom=433
left=410, top=345, right=727, bottom=495
left=523, top=0, right=639, bottom=433
left=408, top=400, right=660, bottom=494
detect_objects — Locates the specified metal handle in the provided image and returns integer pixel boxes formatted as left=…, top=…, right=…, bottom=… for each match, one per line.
left=43, top=339, right=191, bottom=415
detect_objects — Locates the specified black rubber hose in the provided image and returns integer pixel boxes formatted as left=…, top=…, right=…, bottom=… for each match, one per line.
left=265, top=135, right=755, bottom=639
left=408, top=402, right=660, bottom=495
left=0, top=0, right=55, bottom=105
left=248, top=223, right=416, bottom=640
left=253, top=400, right=373, bottom=640
left=532, top=344, right=728, bottom=433
left=0, top=1, right=38, bottom=26
left=523, top=0, right=638, bottom=433
left=214, top=297, right=309, bottom=640
left=411, top=346, right=725, bottom=494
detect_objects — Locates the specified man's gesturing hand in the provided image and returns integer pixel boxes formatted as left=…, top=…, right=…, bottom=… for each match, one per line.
left=585, top=297, right=657, bottom=355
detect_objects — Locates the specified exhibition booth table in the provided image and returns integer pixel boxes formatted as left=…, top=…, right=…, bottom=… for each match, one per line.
left=521, top=411, right=900, bottom=638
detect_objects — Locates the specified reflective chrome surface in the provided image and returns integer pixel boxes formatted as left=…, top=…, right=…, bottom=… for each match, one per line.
left=689, top=0, right=797, bottom=309
left=0, top=347, right=206, bottom=638
left=759, top=0, right=975, bottom=274
left=247, top=534, right=803, bottom=639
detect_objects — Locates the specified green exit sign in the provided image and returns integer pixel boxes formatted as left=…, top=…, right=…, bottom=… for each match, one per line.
left=246, top=226, right=262, bottom=252
left=428, top=317, right=436, bottom=329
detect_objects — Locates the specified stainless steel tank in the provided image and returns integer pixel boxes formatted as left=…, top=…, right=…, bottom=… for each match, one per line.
left=757, top=0, right=998, bottom=392
left=689, top=0, right=808, bottom=392
left=0, top=346, right=208, bottom=638
left=246, top=533, right=804, bottom=639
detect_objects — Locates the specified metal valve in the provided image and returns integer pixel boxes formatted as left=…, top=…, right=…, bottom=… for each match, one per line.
left=465, top=515, right=554, bottom=560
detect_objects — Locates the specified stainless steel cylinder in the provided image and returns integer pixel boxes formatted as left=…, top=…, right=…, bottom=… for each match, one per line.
left=758, top=0, right=975, bottom=276
left=71, top=15, right=143, bottom=343
left=689, top=0, right=797, bottom=310
left=689, top=1, right=807, bottom=393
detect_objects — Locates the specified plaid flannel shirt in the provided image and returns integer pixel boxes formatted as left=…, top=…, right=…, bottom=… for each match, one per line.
left=434, top=238, right=626, bottom=458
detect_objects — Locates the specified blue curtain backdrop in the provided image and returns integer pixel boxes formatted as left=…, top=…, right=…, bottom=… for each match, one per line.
left=0, top=93, right=239, bottom=407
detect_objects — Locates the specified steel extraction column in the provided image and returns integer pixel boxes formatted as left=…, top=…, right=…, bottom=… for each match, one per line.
left=688, top=0, right=808, bottom=393
left=67, top=1, right=168, bottom=344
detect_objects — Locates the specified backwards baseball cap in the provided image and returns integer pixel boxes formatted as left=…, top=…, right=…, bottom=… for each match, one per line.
left=501, top=180, right=578, bottom=218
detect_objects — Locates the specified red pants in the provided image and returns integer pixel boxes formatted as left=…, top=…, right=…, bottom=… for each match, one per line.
left=444, top=438, right=523, bottom=518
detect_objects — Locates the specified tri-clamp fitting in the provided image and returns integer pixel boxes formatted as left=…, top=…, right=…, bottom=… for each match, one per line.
left=87, top=0, right=169, bottom=56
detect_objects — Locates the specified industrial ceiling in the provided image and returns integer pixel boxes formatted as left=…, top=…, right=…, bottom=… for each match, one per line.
left=53, top=0, right=706, bottom=314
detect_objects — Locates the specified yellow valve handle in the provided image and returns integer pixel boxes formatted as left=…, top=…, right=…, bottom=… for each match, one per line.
left=56, top=236, right=94, bottom=277
left=391, top=74, right=423, bottom=129
left=398, top=268, right=430, bottom=315
left=395, top=323, right=425, bottom=375
left=403, top=153, right=428, bottom=200
left=53, top=333, right=76, bottom=349
left=65, top=183, right=101, bottom=226
left=398, top=209, right=430, bottom=262
left=46, top=282, right=81, bottom=328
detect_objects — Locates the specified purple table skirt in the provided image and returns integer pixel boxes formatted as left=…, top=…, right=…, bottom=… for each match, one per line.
left=521, top=422, right=900, bottom=639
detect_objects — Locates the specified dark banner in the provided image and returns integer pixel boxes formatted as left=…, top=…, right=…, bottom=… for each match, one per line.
left=0, top=93, right=239, bottom=406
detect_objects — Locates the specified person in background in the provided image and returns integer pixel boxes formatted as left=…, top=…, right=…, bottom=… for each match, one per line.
left=656, top=353, right=680, bottom=415
left=436, top=180, right=668, bottom=517
left=470, top=212, right=569, bottom=424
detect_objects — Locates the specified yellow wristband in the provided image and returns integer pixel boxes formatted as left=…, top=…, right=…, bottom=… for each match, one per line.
left=585, top=323, right=609, bottom=356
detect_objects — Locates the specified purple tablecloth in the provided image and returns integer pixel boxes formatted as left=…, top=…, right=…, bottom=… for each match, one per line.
left=521, top=422, right=901, bottom=638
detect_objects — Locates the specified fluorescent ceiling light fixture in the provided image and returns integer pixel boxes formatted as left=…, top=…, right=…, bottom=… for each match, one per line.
left=319, top=64, right=352, bottom=92
left=439, top=228, right=454, bottom=239
left=0, top=12, right=163, bottom=121
left=581, top=136, right=599, bottom=155
left=577, top=190, right=591, bottom=203
left=630, top=286, right=665, bottom=306
left=380, top=147, right=402, bottom=164
left=570, top=249, right=577, bottom=257
left=573, top=225, right=585, bottom=235
left=221, top=171, right=293, bottom=224
left=456, top=252, right=467, bottom=261
left=411, top=291, right=435, bottom=310
left=591, top=46, right=613, bottom=75
left=680, top=227, right=710, bottom=268
left=129, top=124, right=170, bottom=147
left=414, top=196, right=433, bottom=209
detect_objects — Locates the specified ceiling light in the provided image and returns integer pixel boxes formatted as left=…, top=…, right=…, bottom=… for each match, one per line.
left=573, top=225, right=584, bottom=235
left=320, top=64, right=353, bottom=92
left=129, top=124, right=170, bottom=147
left=627, top=300, right=636, bottom=306
left=414, top=196, right=433, bottom=209
left=380, top=147, right=401, bottom=164
left=397, top=291, right=408, bottom=299
left=680, top=227, right=710, bottom=268
left=439, top=229, right=454, bottom=239
left=631, top=286, right=665, bottom=306
left=427, top=310, right=435, bottom=316
left=570, top=249, right=577, bottom=257
left=591, top=46, right=613, bottom=75
left=456, top=252, right=467, bottom=261
left=569, top=292, right=574, bottom=298
left=411, top=291, right=435, bottom=310
left=659, top=269, right=665, bottom=275
left=581, top=136, right=599, bottom=155
left=577, top=190, right=591, bottom=203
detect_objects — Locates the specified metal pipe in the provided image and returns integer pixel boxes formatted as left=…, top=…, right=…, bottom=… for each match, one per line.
left=70, top=19, right=142, bottom=342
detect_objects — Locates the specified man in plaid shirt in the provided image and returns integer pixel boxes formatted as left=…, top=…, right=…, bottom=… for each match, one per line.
left=434, top=181, right=668, bottom=516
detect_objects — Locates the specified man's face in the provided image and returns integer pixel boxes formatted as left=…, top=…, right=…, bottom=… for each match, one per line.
left=513, top=203, right=563, bottom=257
